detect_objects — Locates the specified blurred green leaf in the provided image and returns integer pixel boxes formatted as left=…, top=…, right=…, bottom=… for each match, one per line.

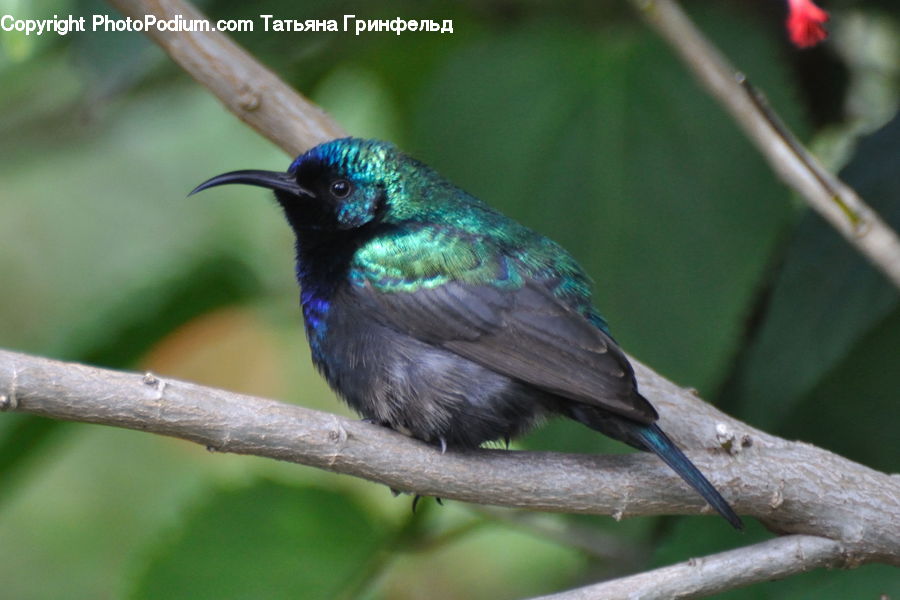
left=412, top=12, right=799, bottom=407
left=72, top=0, right=163, bottom=103
left=0, top=87, right=284, bottom=503
left=311, top=64, right=402, bottom=141
left=0, top=414, right=70, bottom=505
left=0, top=254, right=261, bottom=502
left=129, top=481, right=387, bottom=600
left=743, top=564, right=900, bottom=600
left=778, top=304, right=900, bottom=472
left=0, top=86, right=286, bottom=358
left=0, top=425, right=241, bottom=600
left=652, top=514, right=770, bottom=567
left=380, top=508, right=585, bottom=600
left=0, top=0, right=72, bottom=63
left=0, top=49, right=83, bottom=138
left=726, top=112, right=900, bottom=430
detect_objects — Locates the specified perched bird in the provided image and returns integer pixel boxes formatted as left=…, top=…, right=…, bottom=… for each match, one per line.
left=191, top=138, right=742, bottom=529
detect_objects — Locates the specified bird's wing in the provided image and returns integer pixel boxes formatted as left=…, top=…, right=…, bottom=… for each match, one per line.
left=350, top=225, right=658, bottom=424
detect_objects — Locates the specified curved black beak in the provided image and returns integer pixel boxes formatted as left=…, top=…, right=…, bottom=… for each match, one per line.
left=189, top=170, right=314, bottom=198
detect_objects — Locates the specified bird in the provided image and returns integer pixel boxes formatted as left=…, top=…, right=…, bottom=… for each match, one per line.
left=191, top=137, right=742, bottom=529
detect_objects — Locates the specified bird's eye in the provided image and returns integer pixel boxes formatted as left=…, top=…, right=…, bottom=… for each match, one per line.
left=330, top=179, right=352, bottom=199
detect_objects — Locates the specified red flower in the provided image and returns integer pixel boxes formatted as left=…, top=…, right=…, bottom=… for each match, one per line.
left=786, top=0, right=830, bottom=48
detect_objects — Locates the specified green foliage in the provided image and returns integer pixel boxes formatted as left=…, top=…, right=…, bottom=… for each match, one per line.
left=726, top=116, right=900, bottom=441
left=411, top=15, right=798, bottom=396
left=129, top=482, right=387, bottom=600
left=0, top=1, right=898, bottom=598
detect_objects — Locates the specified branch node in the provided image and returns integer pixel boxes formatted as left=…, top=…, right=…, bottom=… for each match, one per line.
left=142, top=371, right=168, bottom=424
left=715, top=422, right=751, bottom=455
left=769, top=481, right=785, bottom=510
left=2, top=363, right=19, bottom=411
left=326, top=415, right=349, bottom=467
left=237, top=84, right=262, bottom=112
left=851, top=211, right=872, bottom=237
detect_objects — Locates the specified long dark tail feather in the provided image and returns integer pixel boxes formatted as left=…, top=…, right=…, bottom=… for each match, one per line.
left=632, top=422, right=743, bottom=530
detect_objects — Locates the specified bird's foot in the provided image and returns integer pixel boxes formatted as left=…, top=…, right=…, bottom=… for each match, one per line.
left=412, top=494, right=444, bottom=513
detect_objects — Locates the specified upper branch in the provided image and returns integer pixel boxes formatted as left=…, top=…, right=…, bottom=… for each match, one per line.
left=2, top=349, right=898, bottom=565
left=629, top=0, right=900, bottom=289
left=109, top=0, right=900, bottom=289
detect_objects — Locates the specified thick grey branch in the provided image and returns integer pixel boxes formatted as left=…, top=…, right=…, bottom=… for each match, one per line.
left=2, top=348, right=898, bottom=568
left=532, top=535, right=847, bottom=600
left=630, top=0, right=900, bottom=289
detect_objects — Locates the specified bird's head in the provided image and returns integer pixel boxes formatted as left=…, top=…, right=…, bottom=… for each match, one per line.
left=191, top=137, right=404, bottom=231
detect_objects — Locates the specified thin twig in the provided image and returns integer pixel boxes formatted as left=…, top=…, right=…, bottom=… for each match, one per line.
left=629, top=0, right=900, bottom=289
left=530, top=535, right=847, bottom=600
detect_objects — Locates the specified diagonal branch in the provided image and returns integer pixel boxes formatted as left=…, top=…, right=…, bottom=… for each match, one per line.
left=532, top=535, right=847, bottom=600
left=2, top=348, right=899, bottom=570
left=629, top=0, right=900, bottom=289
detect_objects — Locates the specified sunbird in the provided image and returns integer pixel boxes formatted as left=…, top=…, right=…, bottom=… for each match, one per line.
left=192, top=137, right=742, bottom=529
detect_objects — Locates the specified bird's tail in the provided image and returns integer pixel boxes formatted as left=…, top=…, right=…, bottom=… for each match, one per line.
left=631, top=422, right=743, bottom=529
left=566, top=403, right=743, bottom=529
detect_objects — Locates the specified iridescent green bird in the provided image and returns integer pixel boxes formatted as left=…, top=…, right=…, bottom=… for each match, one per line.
left=192, top=137, right=742, bottom=528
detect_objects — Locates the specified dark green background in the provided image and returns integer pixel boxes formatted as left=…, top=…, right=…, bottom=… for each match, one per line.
left=1, top=0, right=897, bottom=598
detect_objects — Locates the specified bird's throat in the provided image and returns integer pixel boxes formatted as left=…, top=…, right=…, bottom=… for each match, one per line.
left=292, top=227, right=369, bottom=350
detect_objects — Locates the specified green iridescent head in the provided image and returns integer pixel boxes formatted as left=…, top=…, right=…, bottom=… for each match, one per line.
left=191, top=137, right=420, bottom=231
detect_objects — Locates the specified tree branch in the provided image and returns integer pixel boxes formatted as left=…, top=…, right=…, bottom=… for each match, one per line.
left=2, top=348, right=898, bottom=571
left=532, top=535, right=847, bottom=600
left=629, top=0, right=900, bottom=290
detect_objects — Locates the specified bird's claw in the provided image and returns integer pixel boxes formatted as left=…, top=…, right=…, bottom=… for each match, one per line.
left=411, top=494, right=444, bottom=513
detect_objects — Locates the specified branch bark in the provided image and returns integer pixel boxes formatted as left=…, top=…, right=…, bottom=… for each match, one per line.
left=533, top=535, right=848, bottom=600
left=2, top=348, right=899, bottom=572
left=629, top=0, right=900, bottom=290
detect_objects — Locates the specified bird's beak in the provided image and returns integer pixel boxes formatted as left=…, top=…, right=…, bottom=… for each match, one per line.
left=189, top=169, right=315, bottom=198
